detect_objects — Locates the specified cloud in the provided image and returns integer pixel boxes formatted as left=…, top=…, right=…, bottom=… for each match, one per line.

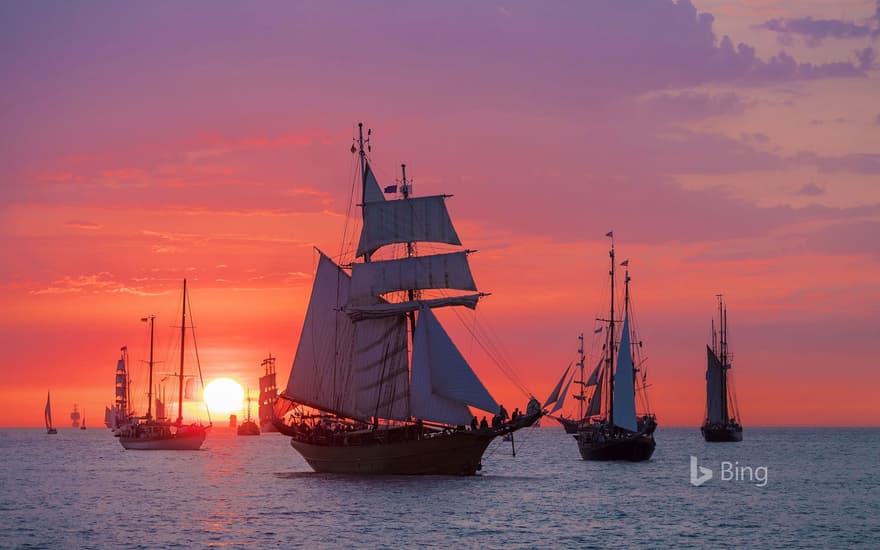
left=797, top=183, right=825, bottom=196
left=754, top=15, right=878, bottom=48
left=796, top=152, right=880, bottom=174
left=64, top=220, right=103, bottom=230
left=639, top=91, right=749, bottom=120
left=29, top=273, right=167, bottom=296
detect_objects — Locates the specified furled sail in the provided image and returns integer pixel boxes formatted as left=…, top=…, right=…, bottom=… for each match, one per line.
left=706, top=346, right=726, bottom=424
left=115, top=358, right=126, bottom=401
left=410, top=307, right=499, bottom=425
left=544, top=362, right=572, bottom=408
left=612, top=312, right=638, bottom=432
left=345, top=294, right=481, bottom=321
left=549, top=372, right=575, bottom=415
left=363, top=162, right=386, bottom=204
left=356, top=195, right=462, bottom=257
left=350, top=251, right=476, bottom=300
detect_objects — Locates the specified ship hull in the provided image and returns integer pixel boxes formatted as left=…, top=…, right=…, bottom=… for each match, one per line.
left=237, top=421, right=261, bottom=436
left=290, top=430, right=495, bottom=475
left=555, top=416, right=581, bottom=434
left=574, top=421, right=657, bottom=462
left=118, top=426, right=207, bottom=450
left=701, top=424, right=743, bottom=442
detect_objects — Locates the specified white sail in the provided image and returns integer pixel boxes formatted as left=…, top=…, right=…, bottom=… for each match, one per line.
left=363, top=161, right=386, bottom=203
left=350, top=251, right=476, bottom=300
left=543, top=362, right=572, bottom=408
left=45, top=392, right=53, bottom=429
left=706, top=346, right=726, bottom=424
left=345, top=294, right=481, bottom=321
left=549, top=372, right=575, bottom=414
left=410, top=307, right=499, bottom=425
left=356, top=195, right=462, bottom=258
left=351, top=314, right=410, bottom=421
left=115, top=358, right=126, bottom=399
left=612, top=312, right=638, bottom=432
left=284, top=252, right=360, bottom=420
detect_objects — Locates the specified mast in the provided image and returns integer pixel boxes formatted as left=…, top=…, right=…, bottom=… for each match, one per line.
left=358, top=122, right=372, bottom=264
left=177, top=279, right=187, bottom=426
left=720, top=296, right=729, bottom=424
left=607, top=238, right=615, bottom=425
left=401, top=163, right=418, bottom=341
left=144, top=315, right=155, bottom=420
left=577, top=333, right=585, bottom=420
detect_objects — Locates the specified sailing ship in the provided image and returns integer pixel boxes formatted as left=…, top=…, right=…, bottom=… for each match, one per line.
left=116, top=279, right=211, bottom=450
left=45, top=391, right=58, bottom=434
left=237, top=389, right=260, bottom=436
left=105, top=346, right=133, bottom=430
left=701, top=295, right=743, bottom=442
left=274, top=123, right=541, bottom=475
left=258, top=354, right=279, bottom=433
left=80, top=409, right=87, bottom=430
left=70, top=404, right=81, bottom=428
left=549, top=333, right=601, bottom=434
left=572, top=236, right=656, bottom=461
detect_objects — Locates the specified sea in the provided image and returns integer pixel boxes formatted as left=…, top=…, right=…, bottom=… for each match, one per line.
left=0, top=427, right=877, bottom=548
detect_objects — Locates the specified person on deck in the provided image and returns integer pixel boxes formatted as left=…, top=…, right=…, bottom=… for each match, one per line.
left=471, top=416, right=478, bottom=430
left=479, top=416, right=489, bottom=429
left=498, top=404, right=509, bottom=422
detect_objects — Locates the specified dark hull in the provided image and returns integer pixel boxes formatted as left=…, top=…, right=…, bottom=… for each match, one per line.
left=237, top=421, right=260, bottom=436
left=284, top=412, right=540, bottom=475
left=555, top=416, right=581, bottom=434
left=575, top=420, right=657, bottom=461
left=701, top=423, right=743, bottom=442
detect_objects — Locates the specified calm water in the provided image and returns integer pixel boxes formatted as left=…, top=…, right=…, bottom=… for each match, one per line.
left=0, top=427, right=877, bottom=548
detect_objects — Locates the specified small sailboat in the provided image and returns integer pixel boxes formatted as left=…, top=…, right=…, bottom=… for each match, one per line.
left=701, top=295, right=743, bottom=442
left=237, top=389, right=260, bottom=436
left=117, top=279, right=211, bottom=450
left=80, top=409, right=87, bottom=430
left=258, top=354, right=279, bottom=433
left=571, top=236, right=656, bottom=461
left=274, top=123, right=541, bottom=475
left=45, top=391, right=58, bottom=434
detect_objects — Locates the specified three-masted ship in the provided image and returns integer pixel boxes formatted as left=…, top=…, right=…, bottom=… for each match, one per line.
left=275, top=123, right=541, bottom=475
left=105, top=347, right=132, bottom=430
left=258, top=354, right=279, bottom=433
left=701, top=295, right=743, bottom=442
left=117, top=279, right=211, bottom=450
left=573, top=236, right=656, bottom=461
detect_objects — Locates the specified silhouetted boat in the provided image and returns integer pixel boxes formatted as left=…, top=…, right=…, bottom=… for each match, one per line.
left=701, top=295, right=743, bottom=442
left=275, top=123, right=541, bottom=475
left=258, top=354, right=279, bottom=433
left=105, top=346, right=133, bottom=431
left=70, top=404, right=81, bottom=428
left=45, top=391, right=58, bottom=434
left=237, top=389, right=260, bottom=436
left=573, top=236, right=656, bottom=461
left=548, top=333, right=604, bottom=434
left=117, top=279, right=211, bottom=450
left=80, top=409, right=87, bottom=430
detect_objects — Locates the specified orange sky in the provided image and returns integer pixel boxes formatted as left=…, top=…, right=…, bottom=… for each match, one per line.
left=2, top=1, right=879, bottom=427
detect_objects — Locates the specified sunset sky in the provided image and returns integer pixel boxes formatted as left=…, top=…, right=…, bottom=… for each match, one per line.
left=2, top=1, right=878, bottom=427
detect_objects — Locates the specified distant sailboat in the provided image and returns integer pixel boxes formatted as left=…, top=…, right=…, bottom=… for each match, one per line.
left=70, top=404, right=81, bottom=428
left=237, top=389, right=260, bottom=436
left=45, top=391, right=58, bottom=434
left=105, top=346, right=133, bottom=431
left=274, top=123, right=541, bottom=475
left=258, top=354, right=279, bottom=433
left=701, top=295, right=743, bottom=442
left=80, top=409, right=87, bottom=430
left=571, top=237, right=657, bottom=461
left=117, top=279, right=212, bottom=450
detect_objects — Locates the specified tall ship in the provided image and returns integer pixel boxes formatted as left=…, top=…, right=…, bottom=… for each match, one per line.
left=573, top=235, right=656, bottom=461
left=45, top=391, right=58, bottom=434
left=116, top=279, right=211, bottom=450
left=274, top=123, right=541, bottom=475
left=70, top=404, right=81, bottom=428
left=105, top=346, right=133, bottom=430
left=701, top=295, right=743, bottom=442
left=549, top=333, right=602, bottom=434
left=237, top=390, right=260, bottom=436
left=258, top=354, right=279, bottom=433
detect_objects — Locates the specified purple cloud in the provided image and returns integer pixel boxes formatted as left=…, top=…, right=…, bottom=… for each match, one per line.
left=796, top=152, right=880, bottom=174
left=641, top=91, right=748, bottom=120
left=754, top=3, right=880, bottom=47
left=797, top=183, right=825, bottom=196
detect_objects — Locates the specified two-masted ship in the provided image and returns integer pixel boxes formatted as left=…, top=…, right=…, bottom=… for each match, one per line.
left=571, top=236, right=656, bottom=461
left=116, top=279, right=211, bottom=450
left=275, top=123, right=541, bottom=475
left=701, top=295, right=743, bottom=442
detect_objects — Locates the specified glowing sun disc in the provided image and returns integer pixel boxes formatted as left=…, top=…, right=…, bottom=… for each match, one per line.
left=203, top=378, right=244, bottom=414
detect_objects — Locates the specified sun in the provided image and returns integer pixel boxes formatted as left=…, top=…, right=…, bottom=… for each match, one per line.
left=203, top=378, right=245, bottom=415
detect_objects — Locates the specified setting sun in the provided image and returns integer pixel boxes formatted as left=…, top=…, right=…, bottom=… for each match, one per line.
left=203, top=378, right=245, bottom=415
